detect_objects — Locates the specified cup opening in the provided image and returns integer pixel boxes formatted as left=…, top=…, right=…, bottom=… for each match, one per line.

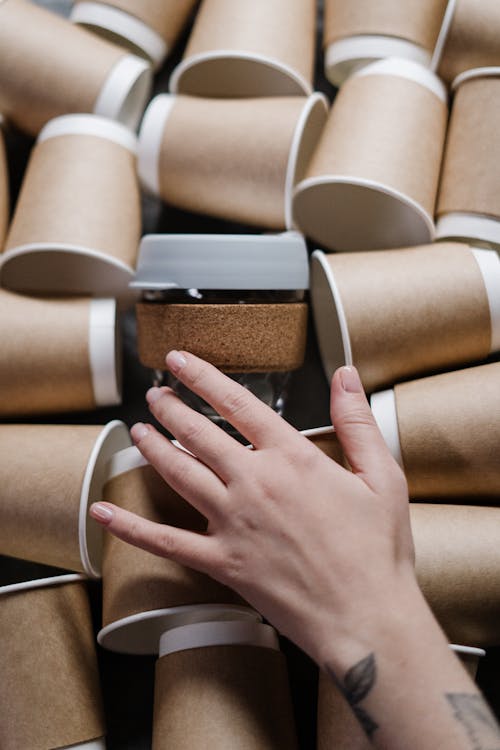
left=98, top=604, right=262, bottom=655
left=293, top=177, right=435, bottom=252
left=57, top=738, right=107, bottom=750
left=170, top=51, right=312, bottom=97
left=0, top=574, right=84, bottom=599
left=310, top=250, right=352, bottom=383
left=159, top=620, right=279, bottom=658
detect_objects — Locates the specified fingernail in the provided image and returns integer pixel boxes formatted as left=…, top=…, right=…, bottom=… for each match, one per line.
left=130, top=422, right=150, bottom=442
left=146, top=387, right=163, bottom=404
left=166, top=350, right=187, bottom=373
left=340, top=366, right=362, bottom=393
left=90, top=503, right=113, bottom=524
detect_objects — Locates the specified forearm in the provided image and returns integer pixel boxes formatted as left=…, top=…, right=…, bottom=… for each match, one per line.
left=321, top=579, right=499, bottom=750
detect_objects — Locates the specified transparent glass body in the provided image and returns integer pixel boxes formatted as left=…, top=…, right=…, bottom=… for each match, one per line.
left=144, top=288, right=305, bottom=436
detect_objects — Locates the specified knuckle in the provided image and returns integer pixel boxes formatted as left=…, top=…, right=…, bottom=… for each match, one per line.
left=157, top=526, right=177, bottom=556
left=185, top=361, right=209, bottom=389
left=178, top=417, right=207, bottom=445
left=336, top=407, right=375, bottom=431
left=220, top=388, right=250, bottom=419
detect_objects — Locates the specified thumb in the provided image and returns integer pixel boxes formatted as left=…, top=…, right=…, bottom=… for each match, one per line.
left=330, top=366, right=401, bottom=490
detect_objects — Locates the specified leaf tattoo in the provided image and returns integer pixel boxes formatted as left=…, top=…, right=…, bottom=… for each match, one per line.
left=446, top=693, right=500, bottom=750
left=328, top=653, right=379, bottom=738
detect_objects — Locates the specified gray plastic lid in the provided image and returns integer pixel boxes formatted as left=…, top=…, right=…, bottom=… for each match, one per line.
left=131, top=232, right=309, bottom=291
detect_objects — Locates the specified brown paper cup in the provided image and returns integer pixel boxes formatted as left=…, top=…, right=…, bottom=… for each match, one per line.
left=1, top=114, right=141, bottom=302
left=99, top=445, right=258, bottom=654
left=0, top=574, right=105, bottom=750
left=0, top=0, right=151, bottom=135
left=324, top=0, right=449, bottom=87
left=293, top=58, right=448, bottom=252
left=371, top=362, right=500, bottom=498
left=71, top=0, right=197, bottom=69
left=170, top=0, right=314, bottom=97
left=138, top=93, right=328, bottom=230
left=411, top=504, right=500, bottom=646
left=436, top=0, right=500, bottom=84
left=0, top=421, right=131, bottom=577
left=136, top=301, right=308, bottom=373
left=311, top=243, right=496, bottom=392
left=0, top=291, right=122, bottom=415
left=436, top=70, right=500, bottom=248
left=153, top=620, right=298, bottom=750
left=0, top=119, right=9, bottom=247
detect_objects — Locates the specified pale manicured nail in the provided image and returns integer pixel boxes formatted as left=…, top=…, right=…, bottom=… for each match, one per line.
left=130, top=422, right=150, bottom=442
left=340, top=366, right=362, bottom=393
left=166, top=350, right=187, bottom=373
left=146, top=386, right=163, bottom=404
left=90, top=503, right=113, bottom=524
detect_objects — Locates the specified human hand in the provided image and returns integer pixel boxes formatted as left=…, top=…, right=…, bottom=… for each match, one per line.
left=91, top=350, right=418, bottom=672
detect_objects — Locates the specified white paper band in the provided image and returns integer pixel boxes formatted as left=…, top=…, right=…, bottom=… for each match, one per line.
left=159, top=620, right=279, bottom=658
left=105, top=444, right=148, bottom=482
left=471, top=248, right=500, bottom=353
left=38, top=113, right=138, bottom=153
left=88, top=298, right=121, bottom=407
left=370, top=389, right=403, bottom=467
left=436, top=212, right=500, bottom=248
left=94, top=53, right=152, bottom=131
left=431, top=0, right=458, bottom=72
left=325, top=36, right=431, bottom=88
left=58, top=739, right=107, bottom=750
left=355, top=57, right=447, bottom=103
left=138, top=94, right=176, bottom=195
left=71, top=2, right=167, bottom=69
left=452, top=66, right=500, bottom=92
left=0, top=574, right=84, bottom=598
left=450, top=644, right=486, bottom=659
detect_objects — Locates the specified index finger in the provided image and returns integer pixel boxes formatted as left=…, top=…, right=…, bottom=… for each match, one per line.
left=165, top=350, right=300, bottom=449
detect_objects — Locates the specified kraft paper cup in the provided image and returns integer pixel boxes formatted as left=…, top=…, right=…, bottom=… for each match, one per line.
left=293, top=58, right=448, bottom=251
left=98, top=445, right=259, bottom=655
left=371, top=362, right=500, bottom=498
left=0, top=291, right=122, bottom=416
left=0, top=421, right=131, bottom=578
left=311, top=243, right=500, bottom=391
left=411, top=504, right=500, bottom=647
left=436, top=69, right=500, bottom=249
left=435, top=0, right=500, bottom=84
left=1, top=114, right=141, bottom=302
left=0, top=0, right=151, bottom=136
left=153, top=620, right=298, bottom=750
left=324, top=0, right=449, bottom=87
left=71, top=0, right=197, bottom=70
left=0, top=575, right=106, bottom=750
left=138, top=93, right=328, bottom=230
left=0, top=118, right=8, bottom=247
left=170, top=0, right=314, bottom=97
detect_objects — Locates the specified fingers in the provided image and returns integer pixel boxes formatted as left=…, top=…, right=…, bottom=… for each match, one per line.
left=330, top=366, right=402, bottom=492
left=130, top=422, right=228, bottom=519
left=145, top=386, right=249, bottom=483
left=165, top=350, right=299, bottom=448
left=90, top=502, right=221, bottom=576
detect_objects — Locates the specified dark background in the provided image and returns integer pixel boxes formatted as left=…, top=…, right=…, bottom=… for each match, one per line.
left=1, top=2, right=499, bottom=748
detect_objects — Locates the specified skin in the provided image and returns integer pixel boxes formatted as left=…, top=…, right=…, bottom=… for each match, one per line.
left=91, top=350, right=500, bottom=750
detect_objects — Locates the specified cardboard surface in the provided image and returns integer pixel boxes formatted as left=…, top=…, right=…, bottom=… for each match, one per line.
left=0, top=0, right=124, bottom=135
left=305, top=72, right=447, bottom=218
left=158, top=95, right=308, bottom=229
left=0, top=126, right=8, bottom=246
left=437, top=77, right=500, bottom=219
left=317, top=669, right=371, bottom=750
left=0, top=579, right=105, bottom=750
left=153, top=645, right=298, bottom=749
left=136, top=302, right=308, bottom=373
left=0, top=290, right=97, bottom=415
left=438, top=0, right=500, bottom=83
left=102, top=0, right=197, bottom=44
left=412, top=504, right=500, bottom=646
left=102, top=463, right=242, bottom=628
left=395, top=363, right=500, bottom=498
left=179, top=0, right=315, bottom=93
left=324, top=0, right=449, bottom=51
left=0, top=424, right=102, bottom=571
left=5, top=131, right=140, bottom=267
left=323, top=243, right=491, bottom=392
